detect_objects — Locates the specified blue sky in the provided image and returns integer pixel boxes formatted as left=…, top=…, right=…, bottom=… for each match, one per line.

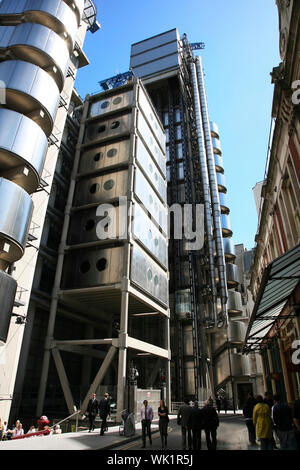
left=75, top=0, right=280, bottom=250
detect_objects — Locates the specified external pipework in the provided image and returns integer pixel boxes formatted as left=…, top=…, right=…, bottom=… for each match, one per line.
left=0, top=0, right=90, bottom=343
left=195, top=56, right=228, bottom=327
left=190, top=60, right=217, bottom=325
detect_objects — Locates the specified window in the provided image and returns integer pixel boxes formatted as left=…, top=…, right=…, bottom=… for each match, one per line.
left=85, top=219, right=95, bottom=231
left=96, top=258, right=107, bottom=271
left=113, top=96, right=122, bottom=105
left=94, top=152, right=103, bottom=162
left=80, top=261, right=90, bottom=273
left=90, top=183, right=99, bottom=194
left=103, top=179, right=115, bottom=191
left=98, top=125, right=106, bottom=133
left=110, top=121, right=120, bottom=129
left=175, top=125, right=182, bottom=140
left=107, top=148, right=118, bottom=158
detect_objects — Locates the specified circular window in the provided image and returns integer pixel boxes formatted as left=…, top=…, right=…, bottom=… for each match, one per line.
left=110, top=121, right=120, bottom=129
left=80, top=260, right=90, bottom=274
left=149, top=195, right=153, bottom=205
left=101, top=101, right=109, bottom=109
left=150, top=113, right=154, bottom=121
left=147, top=269, right=152, bottom=281
left=113, top=96, right=122, bottom=105
left=148, top=229, right=152, bottom=240
left=94, top=152, right=103, bottom=162
left=85, top=219, right=95, bottom=231
left=155, top=146, right=159, bottom=154
left=149, top=163, right=153, bottom=173
left=150, top=137, right=153, bottom=145
left=90, top=183, right=99, bottom=194
left=107, top=148, right=118, bottom=158
left=104, top=179, right=115, bottom=191
left=154, top=202, right=159, bottom=212
left=154, top=173, right=158, bottom=181
left=154, top=238, right=159, bottom=246
left=96, top=258, right=107, bottom=271
left=154, top=275, right=159, bottom=286
left=98, top=124, right=106, bottom=133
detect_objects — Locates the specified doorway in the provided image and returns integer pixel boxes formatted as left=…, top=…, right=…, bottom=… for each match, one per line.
left=237, top=383, right=253, bottom=409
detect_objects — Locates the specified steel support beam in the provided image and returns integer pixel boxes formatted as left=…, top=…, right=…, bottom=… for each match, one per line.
left=52, top=348, right=76, bottom=415
left=81, top=345, right=117, bottom=414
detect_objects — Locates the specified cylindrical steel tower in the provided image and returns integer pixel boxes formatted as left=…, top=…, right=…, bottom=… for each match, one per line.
left=0, top=0, right=86, bottom=344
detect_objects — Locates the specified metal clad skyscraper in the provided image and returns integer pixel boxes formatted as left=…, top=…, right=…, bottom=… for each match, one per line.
left=130, top=29, right=250, bottom=404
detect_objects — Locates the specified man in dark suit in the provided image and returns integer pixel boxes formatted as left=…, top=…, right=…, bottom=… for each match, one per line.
left=99, top=392, right=111, bottom=436
left=202, top=399, right=219, bottom=450
left=189, top=401, right=204, bottom=450
left=177, top=398, right=193, bottom=450
left=86, top=393, right=99, bottom=432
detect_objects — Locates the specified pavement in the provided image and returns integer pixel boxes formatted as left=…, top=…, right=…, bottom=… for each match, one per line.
left=0, top=411, right=256, bottom=451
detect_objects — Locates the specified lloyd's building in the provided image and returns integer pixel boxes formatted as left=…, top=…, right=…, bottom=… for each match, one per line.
left=0, top=19, right=261, bottom=425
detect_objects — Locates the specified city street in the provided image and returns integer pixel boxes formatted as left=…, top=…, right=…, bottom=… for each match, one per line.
left=113, top=414, right=257, bottom=451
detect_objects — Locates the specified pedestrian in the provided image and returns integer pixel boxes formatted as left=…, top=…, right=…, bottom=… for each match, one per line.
left=253, top=395, right=273, bottom=450
left=140, top=399, right=153, bottom=448
left=177, top=398, right=192, bottom=450
left=202, top=399, right=219, bottom=450
left=189, top=401, right=204, bottom=451
left=99, top=392, right=110, bottom=436
left=0, top=418, right=4, bottom=440
left=292, top=397, right=300, bottom=450
left=263, top=391, right=277, bottom=448
left=272, top=394, right=297, bottom=450
left=37, top=415, right=49, bottom=431
left=12, top=422, right=24, bottom=438
left=243, top=392, right=257, bottom=446
left=263, top=391, right=274, bottom=409
left=222, top=396, right=228, bottom=414
left=53, top=424, right=62, bottom=435
left=85, top=392, right=99, bottom=432
left=2, top=421, right=8, bottom=440
left=27, top=425, right=36, bottom=434
left=216, top=396, right=221, bottom=414
left=158, top=399, right=169, bottom=449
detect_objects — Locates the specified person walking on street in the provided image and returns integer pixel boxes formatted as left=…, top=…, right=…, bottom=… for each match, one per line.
left=272, top=394, right=297, bottom=450
left=293, top=398, right=300, bottom=450
left=158, top=400, right=169, bottom=449
left=86, top=392, right=99, bottom=432
left=99, top=392, right=110, bottom=436
left=140, top=400, right=153, bottom=448
left=243, top=392, right=257, bottom=446
left=263, top=391, right=277, bottom=449
left=189, top=401, right=204, bottom=451
left=222, top=397, right=228, bottom=414
left=177, top=398, right=193, bottom=450
left=216, top=397, right=221, bottom=414
left=253, top=395, right=273, bottom=450
left=202, top=399, right=219, bottom=450
left=12, top=422, right=24, bottom=438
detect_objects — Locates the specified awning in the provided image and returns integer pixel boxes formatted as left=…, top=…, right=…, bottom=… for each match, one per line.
left=243, top=244, right=300, bottom=353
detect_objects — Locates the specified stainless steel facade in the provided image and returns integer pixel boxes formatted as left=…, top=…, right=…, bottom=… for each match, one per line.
left=130, top=28, right=249, bottom=406
left=0, top=0, right=91, bottom=345
left=34, top=79, right=170, bottom=420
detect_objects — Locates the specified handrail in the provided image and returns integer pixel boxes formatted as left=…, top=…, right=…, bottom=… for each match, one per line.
left=50, top=409, right=82, bottom=431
